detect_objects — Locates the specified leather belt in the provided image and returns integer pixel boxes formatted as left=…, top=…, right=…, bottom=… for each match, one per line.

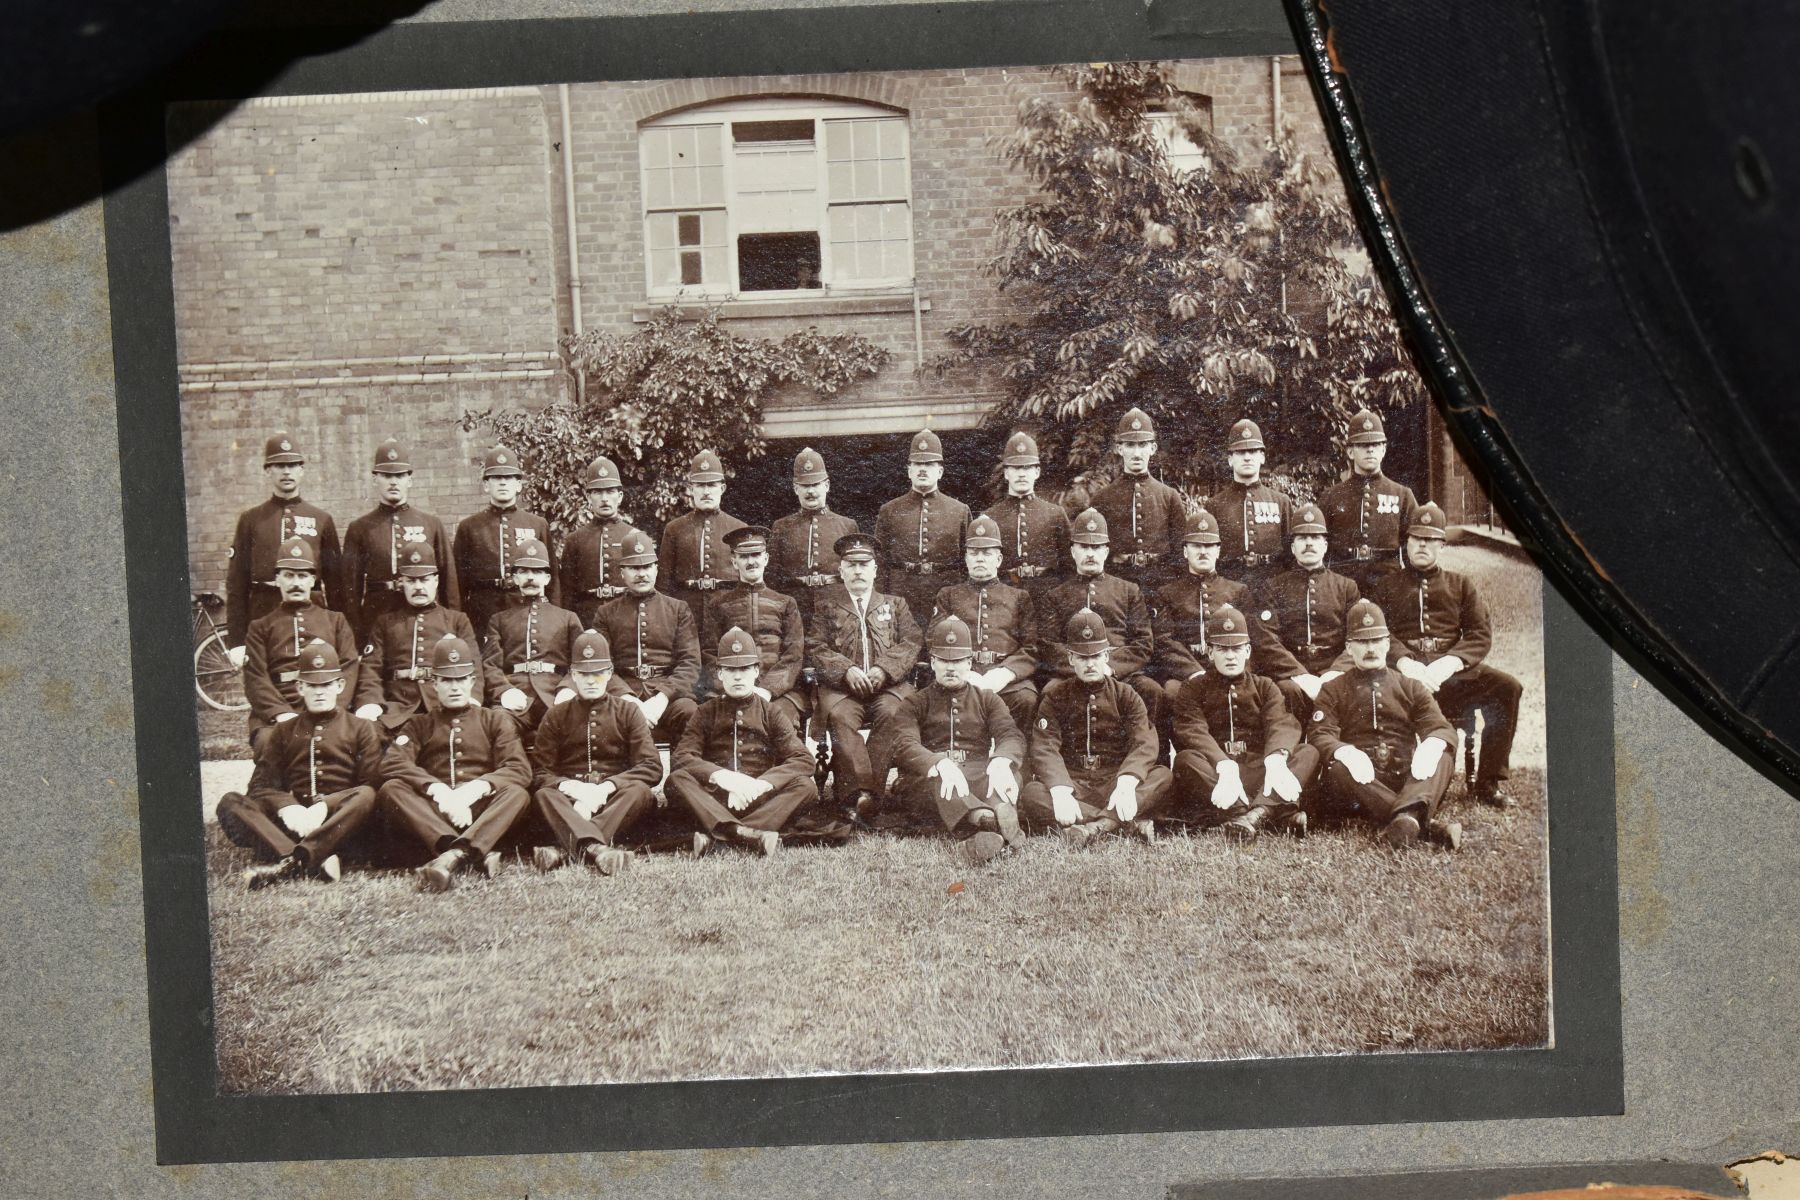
left=1411, top=637, right=1449, bottom=654
left=1012, top=564, right=1049, bottom=578
left=1237, top=552, right=1272, bottom=567
left=796, top=573, right=835, bottom=589
left=1222, top=739, right=1249, bottom=759
left=1187, top=642, right=1209, bottom=654
left=1117, top=551, right=1155, bottom=567
left=386, top=667, right=427, bottom=681
left=1076, top=754, right=1101, bottom=771
left=1351, top=546, right=1376, bottom=561
left=684, top=578, right=725, bottom=591
left=587, top=584, right=624, bottom=599
left=625, top=664, right=663, bottom=679
left=1297, top=643, right=1329, bottom=657
left=512, top=661, right=558, bottom=674
left=973, top=650, right=998, bottom=666
left=945, top=748, right=968, bottom=764
left=900, top=561, right=955, bottom=575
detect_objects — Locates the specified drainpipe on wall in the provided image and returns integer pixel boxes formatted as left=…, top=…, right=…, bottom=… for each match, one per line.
left=1271, top=56, right=1282, bottom=137
left=559, top=84, right=586, bottom=405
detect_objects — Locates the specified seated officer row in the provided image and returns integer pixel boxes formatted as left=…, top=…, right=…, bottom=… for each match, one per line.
left=219, top=588, right=1467, bottom=893
left=224, top=402, right=1424, bottom=662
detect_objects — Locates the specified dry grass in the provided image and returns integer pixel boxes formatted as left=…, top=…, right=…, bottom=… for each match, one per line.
left=203, top=542, right=1551, bottom=1094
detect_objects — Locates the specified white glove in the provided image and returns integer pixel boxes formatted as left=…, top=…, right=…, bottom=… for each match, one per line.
left=1319, top=670, right=1343, bottom=686
left=1410, top=736, right=1448, bottom=781
left=931, top=758, right=971, bottom=800
left=500, top=687, right=530, bottom=713
left=1107, top=775, right=1140, bottom=822
left=1050, top=785, right=1081, bottom=826
left=565, top=779, right=614, bottom=819
left=552, top=688, right=576, bottom=705
left=1262, top=753, right=1302, bottom=804
left=1426, top=656, right=1464, bottom=689
left=752, top=686, right=772, bottom=701
left=227, top=645, right=248, bottom=669
left=277, top=804, right=308, bottom=836
left=962, top=671, right=994, bottom=692
left=353, top=703, right=384, bottom=721
left=985, top=667, right=1018, bottom=692
left=641, top=692, right=670, bottom=725
left=302, top=800, right=329, bottom=838
left=273, top=711, right=298, bottom=725
left=1209, top=759, right=1249, bottom=810
left=1334, top=744, right=1376, bottom=785
left=1395, top=657, right=1430, bottom=684
left=985, top=758, right=1020, bottom=804
left=1294, top=673, right=1323, bottom=700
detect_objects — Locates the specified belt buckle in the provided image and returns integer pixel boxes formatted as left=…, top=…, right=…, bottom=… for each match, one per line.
left=946, top=749, right=967, bottom=765
left=1244, top=552, right=1265, bottom=567
left=1078, top=754, right=1099, bottom=771
left=1418, top=638, right=1444, bottom=653
left=974, top=650, right=997, bottom=666
left=1188, top=642, right=1207, bottom=655
left=1352, top=546, right=1374, bottom=561
left=1371, top=743, right=1396, bottom=768
left=1299, top=643, right=1325, bottom=657
left=917, top=562, right=934, bottom=575
left=634, top=663, right=662, bottom=680
left=1223, top=739, right=1248, bottom=759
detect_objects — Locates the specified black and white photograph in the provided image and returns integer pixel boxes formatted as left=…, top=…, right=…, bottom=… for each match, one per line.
left=164, top=54, right=1552, bottom=1095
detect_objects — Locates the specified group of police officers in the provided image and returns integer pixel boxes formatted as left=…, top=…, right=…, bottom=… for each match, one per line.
left=215, top=405, right=1524, bottom=891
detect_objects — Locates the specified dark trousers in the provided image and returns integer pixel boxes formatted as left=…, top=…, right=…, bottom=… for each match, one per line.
left=634, top=694, right=696, bottom=748
left=819, top=686, right=912, bottom=796
left=1019, top=765, right=1173, bottom=829
left=1120, top=672, right=1169, bottom=734
left=665, top=770, right=818, bottom=835
left=217, top=785, right=376, bottom=865
left=1432, top=663, right=1522, bottom=784
left=1171, top=743, right=1321, bottom=824
left=1318, top=751, right=1455, bottom=825
left=892, top=756, right=1016, bottom=832
left=377, top=778, right=530, bottom=858
left=532, top=780, right=656, bottom=851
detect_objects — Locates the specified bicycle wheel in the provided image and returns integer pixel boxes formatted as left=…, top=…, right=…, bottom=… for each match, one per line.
left=194, top=629, right=248, bottom=711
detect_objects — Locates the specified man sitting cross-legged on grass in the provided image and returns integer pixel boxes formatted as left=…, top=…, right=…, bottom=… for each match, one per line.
left=222, top=639, right=381, bottom=889
left=807, top=532, right=923, bottom=825
left=887, top=616, right=1028, bottom=867
left=1307, top=599, right=1462, bottom=851
left=1020, top=608, right=1171, bottom=847
left=351, top=543, right=500, bottom=735
left=1170, top=604, right=1317, bottom=843
left=482, top=538, right=584, bottom=737
left=528, top=629, right=654, bottom=876
left=668, top=626, right=821, bottom=858
left=378, top=634, right=535, bottom=892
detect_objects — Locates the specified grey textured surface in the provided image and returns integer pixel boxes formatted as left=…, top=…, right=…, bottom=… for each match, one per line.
left=3, top=4, right=1798, bottom=1194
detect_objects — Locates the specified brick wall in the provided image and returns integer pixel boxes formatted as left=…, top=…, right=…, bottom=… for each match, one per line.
left=168, top=57, right=1344, bottom=597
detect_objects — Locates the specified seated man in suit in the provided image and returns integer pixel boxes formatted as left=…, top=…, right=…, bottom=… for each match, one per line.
left=529, top=630, right=657, bottom=875
left=1020, top=609, right=1172, bottom=847
left=378, top=635, right=535, bottom=892
left=1170, top=604, right=1316, bottom=843
left=1308, top=599, right=1463, bottom=850
left=668, top=626, right=821, bottom=858
left=352, top=543, right=499, bottom=736
left=221, top=640, right=381, bottom=888
left=806, top=532, right=923, bottom=823
left=886, top=616, right=1028, bottom=867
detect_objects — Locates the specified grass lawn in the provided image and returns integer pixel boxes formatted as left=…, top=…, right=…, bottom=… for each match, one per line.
left=202, top=542, right=1551, bottom=1093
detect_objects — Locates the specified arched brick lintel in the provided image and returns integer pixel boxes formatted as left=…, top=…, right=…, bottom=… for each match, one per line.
left=625, top=74, right=914, bottom=124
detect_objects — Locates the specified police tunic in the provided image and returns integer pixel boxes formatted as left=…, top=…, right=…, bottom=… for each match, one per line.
left=890, top=682, right=1026, bottom=829
left=1320, top=472, right=1419, bottom=583
left=1308, top=667, right=1455, bottom=776
left=559, top=515, right=637, bottom=628
left=1208, top=480, right=1293, bottom=578
left=218, top=706, right=384, bottom=863
left=659, top=507, right=747, bottom=624
left=986, top=493, right=1071, bottom=595
left=593, top=591, right=702, bottom=703
left=1027, top=676, right=1158, bottom=793
left=1258, top=566, right=1363, bottom=678
left=1150, top=571, right=1264, bottom=681
left=226, top=496, right=345, bottom=646
left=1371, top=566, right=1494, bottom=667
left=673, top=694, right=816, bottom=789
left=242, top=601, right=361, bottom=738
left=341, top=502, right=458, bottom=641
left=384, top=705, right=533, bottom=793
left=352, top=602, right=498, bottom=728
left=769, top=507, right=859, bottom=603
left=701, top=583, right=805, bottom=700
left=1040, top=572, right=1154, bottom=678
left=452, top=505, right=557, bottom=636
left=874, top=489, right=971, bottom=618
left=1090, top=473, right=1186, bottom=586
left=1172, top=670, right=1300, bottom=764
left=532, top=694, right=663, bottom=791
left=929, top=579, right=1039, bottom=680
left=482, top=596, right=584, bottom=709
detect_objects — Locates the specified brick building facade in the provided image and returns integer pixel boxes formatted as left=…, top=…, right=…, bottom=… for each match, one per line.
left=169, top=57, right=1405, bottom=598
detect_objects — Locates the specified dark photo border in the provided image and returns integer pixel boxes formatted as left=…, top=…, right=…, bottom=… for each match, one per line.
left=101, top=0, right=1622, bottom=1165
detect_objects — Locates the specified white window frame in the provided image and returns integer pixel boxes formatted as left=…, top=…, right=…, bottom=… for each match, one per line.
left=639, top=97, right=916, bottom=301
left=1147, top=95, right=1215, bottom=177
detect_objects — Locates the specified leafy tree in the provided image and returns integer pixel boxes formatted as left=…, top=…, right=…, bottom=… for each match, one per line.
left=463, top=307, right=890, bottom=536
left=939, top=61, right=1427, bottom=498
